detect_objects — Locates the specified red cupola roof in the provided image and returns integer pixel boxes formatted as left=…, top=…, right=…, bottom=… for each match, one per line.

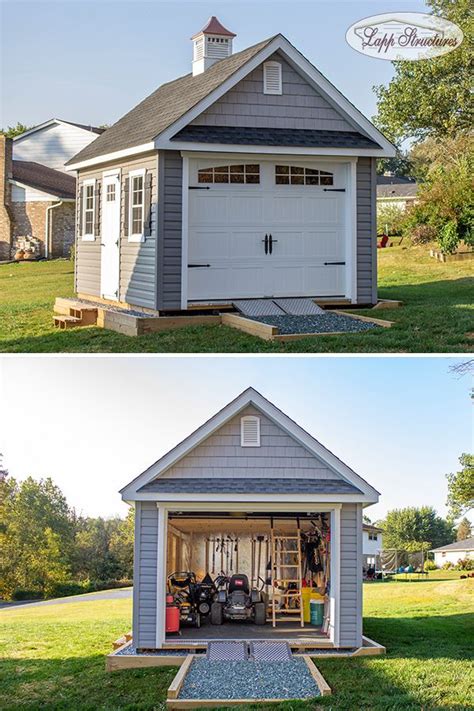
left=191, top=16, right=236, bottom=39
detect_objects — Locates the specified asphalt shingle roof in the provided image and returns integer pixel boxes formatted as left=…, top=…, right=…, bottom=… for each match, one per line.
left=12, top=160, right=76, bottom=199
left=431, top=536, right=474, bottom=552
left=138, top=477, right=361, bottom=495
left=66, top=37, right=276, bottom=166
left=173, top=125, right=379, bottom=148
left=376, top=175, right=418, bottom=198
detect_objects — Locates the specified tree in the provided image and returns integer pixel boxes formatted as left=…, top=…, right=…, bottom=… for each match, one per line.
left=72, top=516, right=123, bottom=581
left=373, top=0, right=472, bottom=143
left=0, top=122, right=32, bottom=138
left=110, top=508, right=134, bottom=579
left=447, top=454, right=474, bottom=518
left=376, top=153, right=414, bottom=178
left=0, top=453, right=8, bottom=483
left=380, top=507, right=454, bottom=551
left=0, top=477, right=74, bottom=598
left=456, top=517, right=472, bottom=541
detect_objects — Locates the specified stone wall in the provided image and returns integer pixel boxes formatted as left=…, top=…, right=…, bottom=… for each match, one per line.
left=11, top=200, right=75, bottom=258
left=0, top=136, right=13, bottom=260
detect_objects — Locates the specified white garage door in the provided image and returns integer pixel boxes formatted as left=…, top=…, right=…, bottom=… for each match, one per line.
left=188, top=159, right=347, bottom=301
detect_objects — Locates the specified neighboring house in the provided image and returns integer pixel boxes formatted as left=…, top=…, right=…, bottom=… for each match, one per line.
left=377, top=173, right=418, bottom=212
left=362, top=523, right=383, bottom=568
left=67, top=18, right=395, bottom=310
left=431, top=536, right=474, bottom=567
left=120, top=387, right=380, bottom=651
left=1, top=120, right=102, bottom=260
left=12, top=118, right=104, bottom=173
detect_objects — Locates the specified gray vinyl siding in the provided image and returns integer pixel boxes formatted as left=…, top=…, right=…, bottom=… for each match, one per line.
left=356, top=157, right=377, bottom=304
left=191, top=53, right=353, bottom=132
left=133, top=501, right=158, bottom=649
left=339, top=503, right=363, bottom=648
left=75, top=152, right=158, bottom=308
left=161, top=406, right=340, bottom=480
left=157, top=150, right=182, bottom=310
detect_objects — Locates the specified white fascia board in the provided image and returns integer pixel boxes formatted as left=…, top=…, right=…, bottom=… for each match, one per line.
left=12, top=119, right=60, bottom=142
left=182, top=151, right=357, bottom=163
left=65, top=142, right=155, bottom=171
left=132, top=492, right=378, bottom=504
left=120, top=386, right=380, bottom=501
left=154, top=34, right=395, bottom=158
left=167, top=142, right=389, bottom=157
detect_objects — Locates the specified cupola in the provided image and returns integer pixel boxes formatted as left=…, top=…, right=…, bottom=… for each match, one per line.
left=191, top=16, right=236, bottom=76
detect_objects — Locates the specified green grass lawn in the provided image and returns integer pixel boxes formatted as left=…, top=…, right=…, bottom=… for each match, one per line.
left=0, top=246, right=472, bottom=352
left=1, top=578, right=472, bottom=710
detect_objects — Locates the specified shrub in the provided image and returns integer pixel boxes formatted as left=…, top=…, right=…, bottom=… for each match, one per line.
left=411, top=224, right=438, bottom=245
left=12, top=589, right=44, bottom=601
left=45, top=581, right=91, bottom=598
left=442, top=561, right=454, bottom=570
left=424, top=559, right=438, bottom=571
left=439, top=220, right=461, bottom=254
left=455, top=558, right=474, bottom=571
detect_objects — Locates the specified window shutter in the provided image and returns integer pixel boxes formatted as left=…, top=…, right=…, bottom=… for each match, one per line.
left=263, top=61, right=282, bottom=95
left=123, top=177, right=130, bottom=237
left=94, top=181, right=101, bottom=237
left=144, top=172, right=153, bottom=237
left=241, top=416, right=261, bottom=447
left=78, top=184, right=84, bottom=237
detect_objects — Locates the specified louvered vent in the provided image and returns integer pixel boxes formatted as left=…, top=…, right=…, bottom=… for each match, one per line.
left=263, top=61, right=282, bottom=95
left=241, top=416, right=261, bottom=447
left=207, top=36, right=231, bottom=59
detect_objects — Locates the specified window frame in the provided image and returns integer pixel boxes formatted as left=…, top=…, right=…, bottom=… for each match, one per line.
left=197, top=163, right=260, bottom=185
left=128, top=168, right=146, bottom=243
left=263, top=60, right=282, bottom=95
left=275, top=165, right=334, bottom=187
left=81, top=178, right=96, bottom=241
left=240, top=415, right=261, bottom=447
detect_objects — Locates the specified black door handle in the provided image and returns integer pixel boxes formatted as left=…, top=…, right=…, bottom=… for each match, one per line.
left=269, top=234, right=278, bottom=255
left=262, top=234, right=268, bottom=255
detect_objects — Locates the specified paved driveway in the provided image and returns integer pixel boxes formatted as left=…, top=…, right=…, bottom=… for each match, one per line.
left=0, top=587, right=132, bottom=610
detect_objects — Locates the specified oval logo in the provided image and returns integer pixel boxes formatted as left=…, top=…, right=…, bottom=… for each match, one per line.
left=346, top=12, right=464, bottom=61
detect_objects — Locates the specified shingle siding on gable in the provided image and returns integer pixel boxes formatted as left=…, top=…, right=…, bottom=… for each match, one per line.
left=160, top=405, right=341, bottom=480
left=190, top=54, right=353, bottom=132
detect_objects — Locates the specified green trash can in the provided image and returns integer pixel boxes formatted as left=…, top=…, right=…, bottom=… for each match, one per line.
left=310, top=599, right=324, bottom=626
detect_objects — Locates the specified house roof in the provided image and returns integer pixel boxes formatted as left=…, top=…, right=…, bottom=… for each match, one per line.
left=377, top=175, right=418, bottom=199
left=431, top=536, right=474, bottom=553
left=363, top=523, right=383, bottom=534
left=139, top=478, right=362, bottom=495
left=13, top=118, right=104, bottom=142
left=65, top=37, right=275, bottom=166
left=192, top=16, right=236, bottom=39
left=11, top=160, right=76, bottom=199
left=121, top=387, right=380, bottom=503
left=173, top=126, right=380, bottom=149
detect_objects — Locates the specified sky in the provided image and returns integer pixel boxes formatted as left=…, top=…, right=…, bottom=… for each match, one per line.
left=1, top=0, right=428, bottom=129
left=0, top=355, right=471, bottom=524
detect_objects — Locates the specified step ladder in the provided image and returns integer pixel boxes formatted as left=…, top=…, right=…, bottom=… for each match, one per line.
left=271, top=524, right=304, bottom=628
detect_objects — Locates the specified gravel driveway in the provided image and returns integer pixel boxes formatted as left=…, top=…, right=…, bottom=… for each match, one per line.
left=0, top=587, right=132, bottom=610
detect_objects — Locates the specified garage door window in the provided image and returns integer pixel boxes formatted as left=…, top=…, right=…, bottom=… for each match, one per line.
left=198, top=164, right=260, bottom=184
left=275, top=165, right=333, bottom=186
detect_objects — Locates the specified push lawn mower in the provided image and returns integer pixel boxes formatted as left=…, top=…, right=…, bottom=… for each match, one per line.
left=210, top=573, right=266, bottom=625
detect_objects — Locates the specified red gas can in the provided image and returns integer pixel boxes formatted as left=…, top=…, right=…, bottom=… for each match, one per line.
left=166, top=594, right=180, bottom=633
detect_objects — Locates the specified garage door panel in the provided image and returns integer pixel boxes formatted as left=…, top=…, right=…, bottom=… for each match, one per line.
left=189, top=266, right=266, bottom=300
left=190, top=194, right=229, bottom=224
left=304, top=265, right=345, bottom=295
left=302, top=196, right=340, bottom=223
left=230, top=232, right=265, bottom=258
left=189, top=230, right=231, bottom=260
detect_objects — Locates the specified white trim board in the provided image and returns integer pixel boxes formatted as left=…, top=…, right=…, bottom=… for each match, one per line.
left=120, top=387, right=380, bottom=502
left=172, top=143, right=389, bottom=157
left=66, top=142, right=155, bottom=171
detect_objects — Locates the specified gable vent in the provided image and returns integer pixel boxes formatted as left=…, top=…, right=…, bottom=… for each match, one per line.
left=241, top=416, right=260, bottom=447
left=263, top=61, right=282, bottom=95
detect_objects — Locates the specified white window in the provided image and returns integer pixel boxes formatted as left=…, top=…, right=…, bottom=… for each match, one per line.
left=129, top=169, right=145, bottom=242
left=275, top=165, right=334, bottom=186
left=241, top=416, right=260, bottom=447
left=82, top=179, right=95, bottom=241
left=263, top=61, right=282, bottom=95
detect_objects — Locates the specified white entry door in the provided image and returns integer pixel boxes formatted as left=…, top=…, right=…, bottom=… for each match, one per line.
left=187, top=159, right=347, bottom=301
left=101, top=173, right=121, bottom=300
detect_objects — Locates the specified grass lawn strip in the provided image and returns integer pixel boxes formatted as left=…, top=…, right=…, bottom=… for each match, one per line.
left=0, top=246, right=472, bottom=352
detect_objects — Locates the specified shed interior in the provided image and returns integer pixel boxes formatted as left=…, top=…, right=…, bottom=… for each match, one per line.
left=165, top=511, right=331, bottom=641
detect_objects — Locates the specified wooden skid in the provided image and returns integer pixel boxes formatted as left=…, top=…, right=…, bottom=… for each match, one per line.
left=303, top=656, right=332, bottom=695
left=372, top=299, right=403, bottom=310
left=106, top=651, right=187, bottom=671
left=333, top=310, right=393, bottom=328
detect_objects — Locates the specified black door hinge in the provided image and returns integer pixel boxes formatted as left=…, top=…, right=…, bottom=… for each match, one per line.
left=324, top=261, right=346, bottom=266
left=323, top=188, right=345, bottom=192
left=189, top=186, right=210, bottom=190
left=188, top=264, right=211, bottom=268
